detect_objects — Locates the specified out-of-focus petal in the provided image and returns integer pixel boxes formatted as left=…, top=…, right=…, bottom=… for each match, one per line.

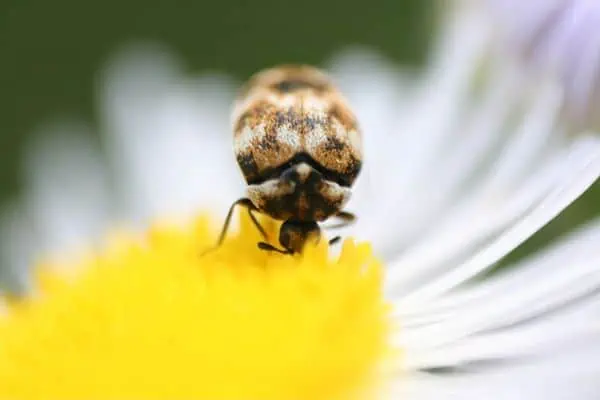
left=484, top=0, right=600, bottom=129
left=99, top=44, right=244, bottom=225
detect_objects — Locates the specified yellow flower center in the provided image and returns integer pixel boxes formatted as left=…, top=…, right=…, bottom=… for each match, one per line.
left=0, top=212, right=392, bottom=399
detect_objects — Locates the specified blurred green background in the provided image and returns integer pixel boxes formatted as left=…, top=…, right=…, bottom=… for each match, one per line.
left=0, top=0, right=432, bottom=203
left=0, top=0, right=597, bottom=265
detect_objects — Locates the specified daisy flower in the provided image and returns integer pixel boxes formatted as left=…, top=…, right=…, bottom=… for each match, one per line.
left=1, top=1, right=600, bottom=399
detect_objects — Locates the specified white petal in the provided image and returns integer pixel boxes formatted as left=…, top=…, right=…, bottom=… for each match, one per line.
left=396, top=350, right=600, bottom=400
left=0, top=203, right=35, bottom=292
left=399, top=216, right=600, bottom=323
left=484, top=0, right=600, bottom=128
left=400, top=286, right=600, bottom=362
left=343, top=5, right=495, bottom=247
left=375, top=59, right=523, bottom=258
left=390, top=134, right=600, bottom=304
left=407, top=313, right=600, bottom=374
left=395, top=217, right=600, bottom=373
left=384, top=131, right=571, bottom=296
left=327, top=48, right=416, bottom=221
left=99, top=43, right=243, bottom=225
left=21, top=122, right=111, bottom=258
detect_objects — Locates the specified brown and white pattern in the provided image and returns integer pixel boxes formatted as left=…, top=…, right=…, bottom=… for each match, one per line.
left=232, top=65, right=362, bottom=187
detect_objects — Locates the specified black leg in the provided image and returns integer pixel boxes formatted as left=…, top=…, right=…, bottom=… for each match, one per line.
left=247, top=206, right=268, bottom=241
left=324, top=211, right=356, bottom=229
left=258, top=241, right=293, bottom=255
left=325, top=211, right=355, bottom=247
left=328, top=236, right=341, bottom=245
left=202, top=198, right=266, bottom=255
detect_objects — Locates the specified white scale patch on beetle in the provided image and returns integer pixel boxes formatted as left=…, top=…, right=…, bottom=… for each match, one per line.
left=233, top=125, right=264, bottom=156
left=303, top=121, right=329, bottom=153
left=275, top=126, right=303, bottom=150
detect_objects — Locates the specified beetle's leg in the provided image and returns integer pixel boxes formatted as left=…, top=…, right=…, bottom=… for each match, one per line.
left=257, top=241, right=293, bottom=255
left=202, top=197, right=267, bottom=255
left=246, top=205, right=268, bottom=241
left=324, top=211, right=356, bottom=229
left=324, top=211, right=355, bottom=247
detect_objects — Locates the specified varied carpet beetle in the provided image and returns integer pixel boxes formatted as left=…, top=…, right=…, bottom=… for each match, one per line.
left=211, top=65, right=362, bottom=254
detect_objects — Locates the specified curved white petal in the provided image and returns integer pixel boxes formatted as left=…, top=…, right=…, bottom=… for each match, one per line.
left=396, top=216, right=600, bottom=373
left=390, top=134, right=600, bottom=304
left=384, top=133, right=588, bottom=295
left=338, top=6, right=495, bottom=249
left=399, top=216, right=600, bottom=323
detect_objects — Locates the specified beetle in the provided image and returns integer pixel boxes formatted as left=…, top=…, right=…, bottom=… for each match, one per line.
left=210, top=65, right=362, bottom=254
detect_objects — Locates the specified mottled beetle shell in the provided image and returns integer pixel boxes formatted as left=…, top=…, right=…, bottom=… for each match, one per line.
left=232, top=65, right=362, bottom=222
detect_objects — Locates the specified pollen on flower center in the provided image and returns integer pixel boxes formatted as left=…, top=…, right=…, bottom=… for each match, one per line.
left=0, top=212, right=392, bottom=399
